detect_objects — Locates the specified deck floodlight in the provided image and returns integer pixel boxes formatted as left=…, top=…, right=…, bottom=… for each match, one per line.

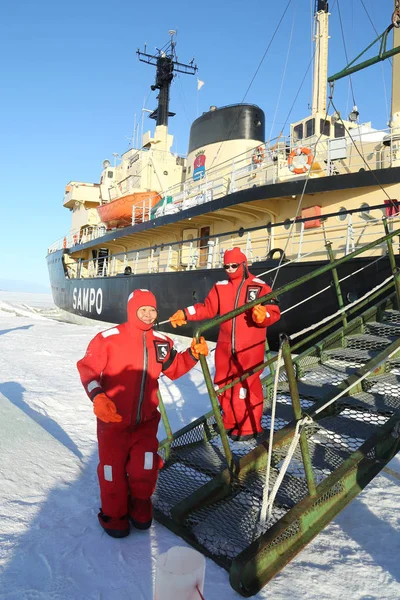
left=348, top=105, right=359, bottom=122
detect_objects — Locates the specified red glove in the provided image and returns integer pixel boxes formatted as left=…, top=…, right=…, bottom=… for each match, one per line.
left=190, top=336, right=209, bottom=359
left=169, top=309, right=187, bottom=328
left=252, top=304, right=268, bottom=324
left=93, top=393, right=122, bottom=423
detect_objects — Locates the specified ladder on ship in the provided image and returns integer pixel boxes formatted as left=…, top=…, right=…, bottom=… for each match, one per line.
left=154, top=226, right=400, bottom=597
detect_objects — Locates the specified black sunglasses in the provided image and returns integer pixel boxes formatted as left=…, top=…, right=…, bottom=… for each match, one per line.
left=223, top=263, right=239, bottom=270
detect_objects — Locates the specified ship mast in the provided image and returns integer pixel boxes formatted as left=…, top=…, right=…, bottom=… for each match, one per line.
left=311, top=1, right=329, bottom=115
left=137, top=32, right=197, bottom=129
left=391, top=1, right=400, bottom=134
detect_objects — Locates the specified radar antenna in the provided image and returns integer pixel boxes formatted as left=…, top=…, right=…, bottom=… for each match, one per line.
left=137, top=31, right=198, bottom=127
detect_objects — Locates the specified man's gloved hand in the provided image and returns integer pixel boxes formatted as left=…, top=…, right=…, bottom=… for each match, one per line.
left=169, top=309, right=187, bottom=328
left=252, top=304, right=269, bottom=324
left=93, top=393, right=123, bottom=423
left=190, top=336, right=209, bottom=359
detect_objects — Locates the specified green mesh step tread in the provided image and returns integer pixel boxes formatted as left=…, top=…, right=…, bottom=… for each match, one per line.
left=365, top=320, right=400, bottom=337
left=153, top=462, right=212, bottom=517
left=185, top=469, right=308, bottom=562
left=323, top=346, right=379, bottom=364
left=339, top=389, right=400, bottom=416
left=311, top=410, right=383, bottom=454
left=346, top=333, right=396, bottom=350
left=168, top=438, right=236, bottom=476
left=381, top=309, right=400, bottom=324
left=276, top=380, right=339, bottom=401
left=299, top=362, right=357, bottom=386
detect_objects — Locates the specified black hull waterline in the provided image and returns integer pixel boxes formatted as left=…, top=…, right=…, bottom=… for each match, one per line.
left=47, top=251, right=395, bottom=349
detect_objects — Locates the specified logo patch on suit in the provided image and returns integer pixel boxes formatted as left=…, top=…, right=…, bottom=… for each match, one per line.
left=246, top=286, right=262, bottom=303
left=155, top=342, right=169, bottom=362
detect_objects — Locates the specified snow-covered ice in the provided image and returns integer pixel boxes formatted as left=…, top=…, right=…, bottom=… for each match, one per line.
left=0, top=291, right=399, bottom=599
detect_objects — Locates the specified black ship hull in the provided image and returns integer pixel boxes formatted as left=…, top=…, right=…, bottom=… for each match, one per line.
left=47, top=250, right=394, bottom=349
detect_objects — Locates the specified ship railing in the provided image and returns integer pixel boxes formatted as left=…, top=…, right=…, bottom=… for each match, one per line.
left=140, top=125, right=395, bottom=223
left=62, top=203, right=400, bottom=280
left=48, top=126, right=398, bottom=253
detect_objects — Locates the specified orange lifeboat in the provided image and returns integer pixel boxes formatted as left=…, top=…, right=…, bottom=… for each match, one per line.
left=97, top=191, right=161, bottom=229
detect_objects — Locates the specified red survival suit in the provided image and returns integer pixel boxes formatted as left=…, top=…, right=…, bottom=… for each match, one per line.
left=183, top=248, right=280, bottom=437
left=77, top=289, right=198, bottom=522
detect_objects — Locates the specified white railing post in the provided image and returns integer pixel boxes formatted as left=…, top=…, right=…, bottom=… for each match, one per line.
left=219, top=247, right=224, bottom=268
left=111, top=256, right=116, bottom=276
left=345, top=214, right=355, bottom=254
left=206, top=240, right=215, bottom=269
left=246, top=232, right=253, bottom=262
left=167, top=245, right=172, bottom=270
left=229, top=160, right=236, bottom=193
left=297, top=222, right=305, bottom=261
left=142, top=199, right=146, bottom=222
left=187, top=242, right=194, bottom=270
left=134, top=251, right=139, bottom=275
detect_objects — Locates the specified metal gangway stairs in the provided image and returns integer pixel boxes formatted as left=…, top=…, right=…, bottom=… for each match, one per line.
left=153, top=225, right=400, bottom=597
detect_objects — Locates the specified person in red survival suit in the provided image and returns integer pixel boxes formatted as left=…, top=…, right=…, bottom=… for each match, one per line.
left=77, top=289, right=208, bottom=538
left=169, top=247, right=280, bottom=442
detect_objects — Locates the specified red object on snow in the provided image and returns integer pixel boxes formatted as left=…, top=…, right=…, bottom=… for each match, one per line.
left=183, top=247, right=281, bottom=436
left=77, top=289, right=198, bottom=520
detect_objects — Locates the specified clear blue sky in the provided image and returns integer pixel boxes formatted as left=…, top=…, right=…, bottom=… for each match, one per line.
left=0, top=0, right=395, bottom=289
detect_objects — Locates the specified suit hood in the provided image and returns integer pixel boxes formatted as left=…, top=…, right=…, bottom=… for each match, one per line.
left=127, top=289, right=157, bottom=331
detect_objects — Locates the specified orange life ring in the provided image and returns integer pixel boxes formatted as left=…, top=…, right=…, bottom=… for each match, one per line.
left=63, top=237, right=67, bottom=248
left=287, top=147, right=314, bottom=174
left=252, top=145, right=265, bottom=164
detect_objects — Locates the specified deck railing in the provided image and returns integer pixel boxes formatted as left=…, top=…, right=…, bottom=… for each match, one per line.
left=48, top=125, right=399, bottom=254
left=59, top=203, right=400, bottom=281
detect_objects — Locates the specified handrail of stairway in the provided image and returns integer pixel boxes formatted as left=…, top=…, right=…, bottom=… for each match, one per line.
left=193, top=223, right=400, bottom=468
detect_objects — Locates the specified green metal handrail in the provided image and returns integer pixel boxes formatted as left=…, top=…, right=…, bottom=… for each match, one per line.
left=189, top=222, right=400, bottom=470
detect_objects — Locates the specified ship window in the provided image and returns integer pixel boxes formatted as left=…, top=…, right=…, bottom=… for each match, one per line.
left=336, top=207, right=348, bottom=222
left=107, top=171, right=113, bottom=178
left=187, top=166, right=191, bottom=174
left=334, top=123, right=345, bottom=138
left=293, top=123, right=303, bottom=141
left=320, top=119, right=330, bottom=136
left=305, top=118, right=315, bottom=137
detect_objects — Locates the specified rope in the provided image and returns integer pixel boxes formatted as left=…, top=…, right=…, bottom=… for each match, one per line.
left=281, top=251, right=386, bottom=316
left=311, top=342, right=400, bottom=418
left=260, top=342, right=283, bottom=523
left=289, top=274, right=393, bottom=341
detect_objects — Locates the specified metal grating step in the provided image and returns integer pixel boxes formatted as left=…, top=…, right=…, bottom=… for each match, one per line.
left=365, top=320, right=400, bottom=337
left=323, top=346, right=379, bottom=366
left=346, top=333, right=396, bottom=351
left=299, top=362, right=357, bottom=386
left=339, top=390, right=400, bottom=417
left=273, top=435, right=349, bottom=481
left=276, top=380, right=339, bottom=402
left=363, top=372, right=400, bottom=403
left=186, top=469, right=308, bottom=561
left=154, top=462, right=212, bottom=517
left=311, top=409, right=384, bottom=454
left=381, top=309, right=400, bottom=324
left=168, top=439, right=231, bottom=477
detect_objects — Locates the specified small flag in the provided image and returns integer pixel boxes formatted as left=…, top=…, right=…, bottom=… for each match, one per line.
left=197, top=79, right=205, bottom=91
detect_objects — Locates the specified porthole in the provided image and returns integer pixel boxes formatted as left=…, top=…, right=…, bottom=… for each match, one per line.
left=336, top=207, right=348, bottom=222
